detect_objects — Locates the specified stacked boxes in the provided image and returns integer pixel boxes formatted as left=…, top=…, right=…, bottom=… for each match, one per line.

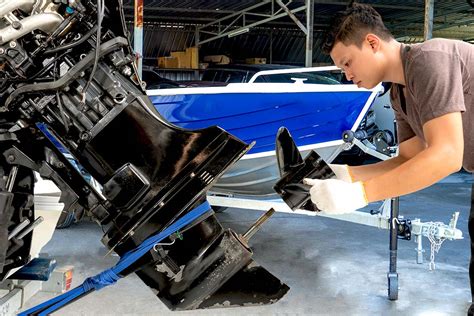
left=171, top=51, right=189, bottom=68
left=157, top=56, right=179, bottom=68
left=157, top=46, right=199, bottom=69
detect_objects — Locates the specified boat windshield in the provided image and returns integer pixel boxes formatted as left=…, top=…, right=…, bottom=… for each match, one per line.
left=201, top=69, right=248, bottom=83
left=255, top=72, right=341, bottom=84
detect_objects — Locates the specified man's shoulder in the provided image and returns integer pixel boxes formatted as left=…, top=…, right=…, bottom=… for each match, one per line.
left=404, top=38, right=472, bottom=72
left=411, top=38, right=472, bottom=55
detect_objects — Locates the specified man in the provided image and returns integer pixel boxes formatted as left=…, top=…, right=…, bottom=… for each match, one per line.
left=303, top=2, right=474, bottom=313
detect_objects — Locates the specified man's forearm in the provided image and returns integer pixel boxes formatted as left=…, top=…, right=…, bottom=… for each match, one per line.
left=349, top=155, right=408, bottom=182
left=360, top=112, right=463, bottom=202
left=363, top=146, right=461, bottom=202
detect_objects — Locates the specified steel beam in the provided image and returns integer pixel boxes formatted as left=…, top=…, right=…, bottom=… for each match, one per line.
left=305, top=0, right=314, bottom=67
left=124, top=5, right=235, bottom=15
left=395, top=23, right=474, bottom=40
left=276, top=0, right=308, bottom=34
left=434, top=17, right=474, bottom=30
left=311, top=0, right=421, bottom=10
left=199, top=1, right=272, bottom=30
left=134, top=0, right=143, bottom=77
left=386, top=5, right=471, bottom=31
left=424, top=0, right=434, bottom=40
left=125, top=14, right=330, bottom=28
left=198, top=4, right=307, bottom=45
left=194, top=26, right=200, bottom=79
left=269, top=30, right=273, bottom=63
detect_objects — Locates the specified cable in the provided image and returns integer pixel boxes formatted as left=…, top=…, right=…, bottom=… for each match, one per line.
left=18, top=201, right=212, bottom=316
left=81, top=0, right=104, bottom=103
left=29, top=50, right=70, bottom=81
left=45, top=25, right=98, bottom=55
left=53, top=57, right=70, bottom=132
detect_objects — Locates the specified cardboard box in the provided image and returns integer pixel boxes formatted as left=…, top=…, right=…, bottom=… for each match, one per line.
left=159, top=47, right=200, bottom=69
left=203, top=55, right=231, bottom=65
left=186, top=47, right=199, bottom=69
left=157, top=56, right=179, bottom=68
left=173, top=51, right=189, bottom=68
left=42, top=265, right=74, bottom=293
left=157, top=56, right=166, bottom=68
left=245, top=57, right=267, bottom=64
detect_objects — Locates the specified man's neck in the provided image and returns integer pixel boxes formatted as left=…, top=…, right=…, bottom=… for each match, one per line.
left=383, top=40, right=405, bottom=86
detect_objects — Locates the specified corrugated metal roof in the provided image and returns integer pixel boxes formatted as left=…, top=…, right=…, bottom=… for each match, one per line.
left=125, top=0, right=474, bottom=66
left=135, top=26, right=333, bottom=66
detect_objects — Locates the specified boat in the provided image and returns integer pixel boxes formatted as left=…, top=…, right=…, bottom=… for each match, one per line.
left=147, top=66, right=386, bottom=197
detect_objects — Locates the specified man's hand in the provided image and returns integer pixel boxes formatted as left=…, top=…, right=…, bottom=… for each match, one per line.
left=303, top=178, right=368, bottom=214
left=328, top=164, right=353, bottom=182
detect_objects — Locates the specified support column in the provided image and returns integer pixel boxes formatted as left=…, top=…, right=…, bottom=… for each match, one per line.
left=269, top=30, right=273, bottom=64
left=305, top=0, right=314, bottom=67
left=423, top=0, right=434, bottom=41
left=194, top=26, right=200, bottom=80
left=134, top=0, right=144, bottom=78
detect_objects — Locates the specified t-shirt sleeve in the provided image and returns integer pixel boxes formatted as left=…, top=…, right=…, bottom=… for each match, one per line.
left=407, top=50, right=466, bottom=126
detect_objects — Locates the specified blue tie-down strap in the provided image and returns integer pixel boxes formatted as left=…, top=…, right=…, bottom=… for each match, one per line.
left=19, top=201, right=212, bottom=316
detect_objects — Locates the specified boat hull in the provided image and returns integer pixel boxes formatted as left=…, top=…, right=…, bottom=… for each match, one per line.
left=148, top=83, right=381, bottom=197
left=210, top=147, right=341, bottom=196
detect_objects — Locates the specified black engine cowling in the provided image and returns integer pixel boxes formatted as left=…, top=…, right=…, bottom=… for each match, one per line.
left=0, top=0, right=288, bottom=310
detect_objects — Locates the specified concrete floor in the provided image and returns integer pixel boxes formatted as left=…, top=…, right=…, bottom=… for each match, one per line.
left=20, top=172, right=473, bottom=315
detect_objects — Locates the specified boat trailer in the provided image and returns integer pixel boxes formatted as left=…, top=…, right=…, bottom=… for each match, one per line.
left=209, top=127, right=463, bottom=301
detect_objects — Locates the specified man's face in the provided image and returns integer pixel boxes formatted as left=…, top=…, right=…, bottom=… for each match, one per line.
left=330, top=38, right=383, bottom=89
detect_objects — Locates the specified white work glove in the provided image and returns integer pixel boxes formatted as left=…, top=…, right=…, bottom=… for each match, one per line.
left=328, top=164, right=353, bottom=182
left=303, top=178, right=368, bottom=214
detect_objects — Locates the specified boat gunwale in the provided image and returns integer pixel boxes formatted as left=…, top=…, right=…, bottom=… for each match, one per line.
left=147, top=82, right=381, bottom=96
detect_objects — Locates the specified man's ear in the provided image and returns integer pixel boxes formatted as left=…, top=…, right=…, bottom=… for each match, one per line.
left=365, top=34, right=381, bottom=52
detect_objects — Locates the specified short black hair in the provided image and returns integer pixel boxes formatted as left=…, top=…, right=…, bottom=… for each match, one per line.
left=322, top=2, right=393, bottom=54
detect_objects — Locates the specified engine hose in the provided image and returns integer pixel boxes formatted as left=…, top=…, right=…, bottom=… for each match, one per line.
left=4, top=37, right=128, bottom=108
left=45, top=25, right=98, bottom=55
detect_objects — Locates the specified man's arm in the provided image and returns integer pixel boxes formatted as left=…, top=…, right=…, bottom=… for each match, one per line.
left=364, top=112, right=464, bottom=202
left=349, top=135, right=427, bottom=182
left=304, top=112, right=463, bottom=214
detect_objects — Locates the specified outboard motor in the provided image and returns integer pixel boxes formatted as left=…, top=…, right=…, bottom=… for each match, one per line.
left=0, top=0, right=288, bottom=310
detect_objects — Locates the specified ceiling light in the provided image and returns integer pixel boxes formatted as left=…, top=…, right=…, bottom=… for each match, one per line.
left=228, top=28, right=250, bottom=38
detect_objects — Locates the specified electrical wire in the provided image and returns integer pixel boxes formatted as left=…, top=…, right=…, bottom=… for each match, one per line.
left=81, top=0, right=104, bottom=103
left=45, top=25, right=98, bottom=55
left=29, top=50, right=70, bottom=80
left=53, top=57, right=70, bottom=132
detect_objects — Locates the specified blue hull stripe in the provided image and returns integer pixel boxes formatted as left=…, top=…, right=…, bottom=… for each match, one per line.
left=149, top=90, right=373, bottom=154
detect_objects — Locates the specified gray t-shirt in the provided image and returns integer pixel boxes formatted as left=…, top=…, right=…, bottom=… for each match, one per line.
left=390, top=39, right=474, bottom=171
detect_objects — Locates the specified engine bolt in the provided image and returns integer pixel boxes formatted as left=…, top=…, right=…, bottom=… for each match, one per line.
left=0, top=48, right=4, bottom=55
left=80, top=132, right=91, bottom=141
left=11, top=21, right=21, bottom=30
left=9, top=41, right=16, bottom=48
left=121, top=66, right=132, bottom=76
left=7, top=155, right=15, bottom=162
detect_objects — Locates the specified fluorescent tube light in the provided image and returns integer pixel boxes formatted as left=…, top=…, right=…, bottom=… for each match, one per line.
left=228, top=28, right=250, bottom=38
